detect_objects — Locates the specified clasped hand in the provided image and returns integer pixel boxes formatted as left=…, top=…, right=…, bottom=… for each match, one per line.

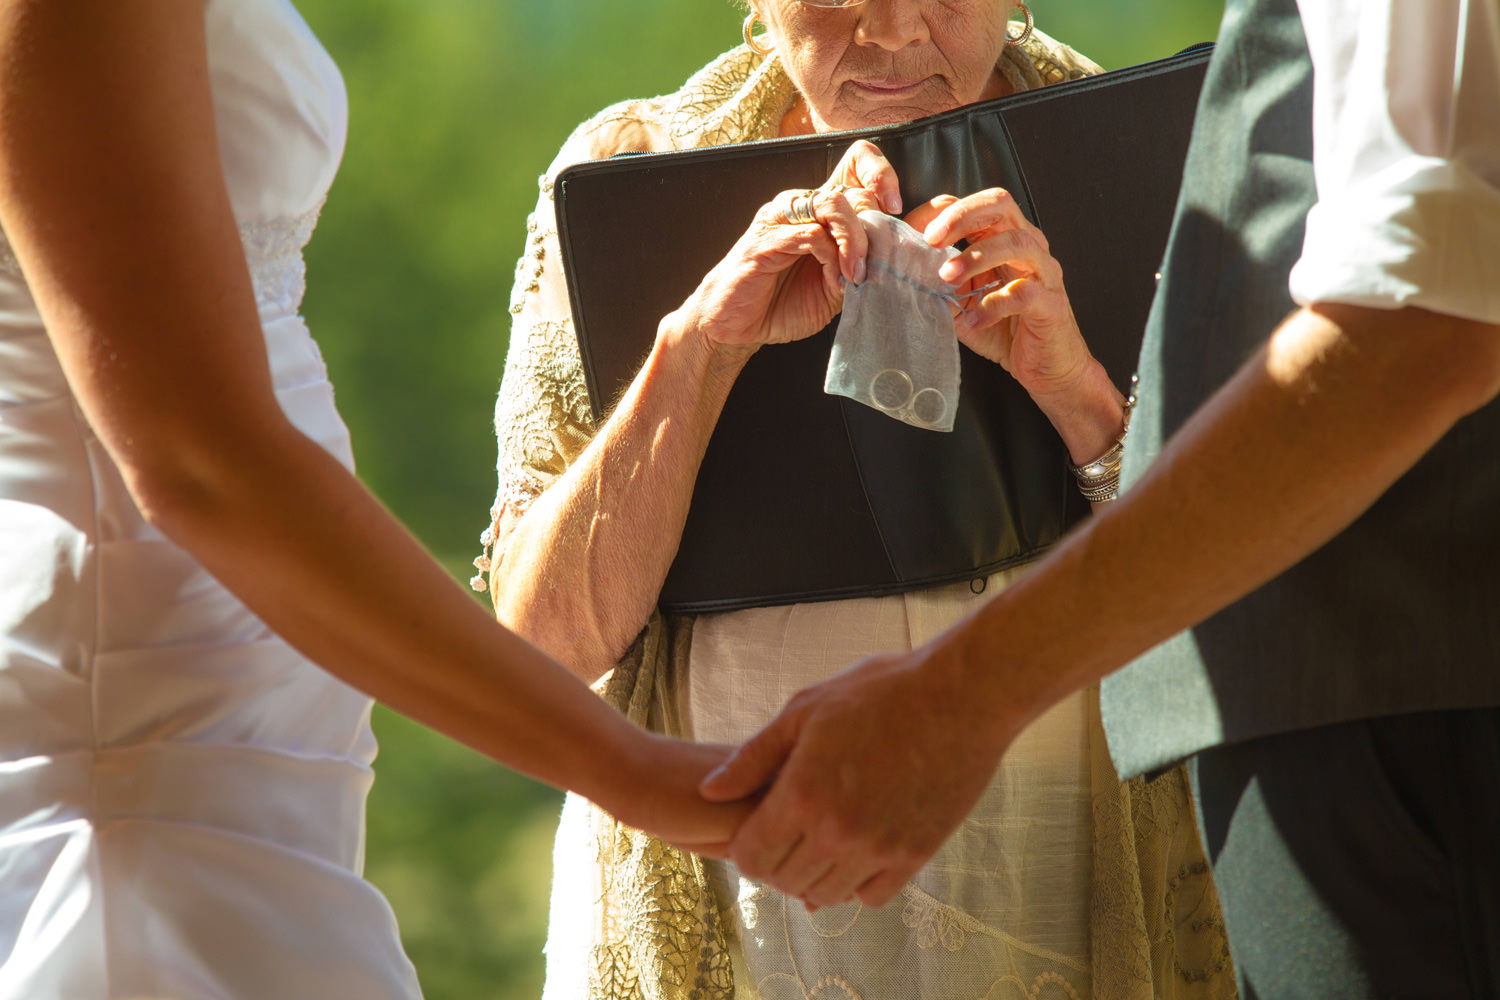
left=621, top=637, right=1017, bottom=911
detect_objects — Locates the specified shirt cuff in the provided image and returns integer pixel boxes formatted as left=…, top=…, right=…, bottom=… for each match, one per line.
left=1290, top=158, right=1500, bottom=325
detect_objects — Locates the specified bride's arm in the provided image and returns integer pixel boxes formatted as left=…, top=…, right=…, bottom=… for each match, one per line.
left=0, top=0, right=745, bottom=848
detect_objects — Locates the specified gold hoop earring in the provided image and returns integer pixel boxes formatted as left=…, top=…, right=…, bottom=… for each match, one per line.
left=1005, top=3, right=1034, bottom=46
left=743, top=13, right=774, bottom=56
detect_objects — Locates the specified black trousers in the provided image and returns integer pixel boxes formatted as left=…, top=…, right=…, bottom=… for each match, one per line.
left=1189, top=708, right=1500, bottom=999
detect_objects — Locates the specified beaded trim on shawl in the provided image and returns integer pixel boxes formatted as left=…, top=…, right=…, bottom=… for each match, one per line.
left=238, top=207, right=324, bottom=319
left=474, top=30, right=1101, bottom=590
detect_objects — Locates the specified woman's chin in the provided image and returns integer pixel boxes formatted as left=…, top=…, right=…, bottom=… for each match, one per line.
left=824, top=89, right=962, bottom=130
left=824, top=104, right=946, bottom=130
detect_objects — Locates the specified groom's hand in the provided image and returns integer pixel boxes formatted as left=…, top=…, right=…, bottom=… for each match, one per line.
left=698, top=640, right=1016, bottom=909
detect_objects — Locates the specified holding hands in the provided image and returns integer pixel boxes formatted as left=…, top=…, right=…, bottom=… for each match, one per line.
left=699, top=639, right=1019, bottom=909
left=609, top=736, right=758, bottom=858
left=614, top=636, right=1016, bottom=909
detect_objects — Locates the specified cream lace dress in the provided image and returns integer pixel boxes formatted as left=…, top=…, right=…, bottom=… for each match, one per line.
left=481, top=33, right=1235, bottom=1000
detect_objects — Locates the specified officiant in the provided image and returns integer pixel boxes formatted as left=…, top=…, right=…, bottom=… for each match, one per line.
left=477, top=3, right=1235, bottom=999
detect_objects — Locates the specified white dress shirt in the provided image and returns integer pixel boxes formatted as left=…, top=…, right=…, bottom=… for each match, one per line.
left=1291, top=0, right=1500, bottom=324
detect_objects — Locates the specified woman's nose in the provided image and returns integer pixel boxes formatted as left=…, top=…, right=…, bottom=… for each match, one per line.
left=853, top=0, right=930, bottom=52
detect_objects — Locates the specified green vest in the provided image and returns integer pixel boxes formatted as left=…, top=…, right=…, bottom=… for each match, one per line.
left=1101, top=0, right=1500, bottom=778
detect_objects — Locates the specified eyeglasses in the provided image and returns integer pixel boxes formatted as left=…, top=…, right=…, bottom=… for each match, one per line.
left=795, top=0, right=869, bottom=8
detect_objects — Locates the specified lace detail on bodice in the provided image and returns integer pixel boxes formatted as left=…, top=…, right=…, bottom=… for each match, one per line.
left=239, top=205, right=323, bottom=318
left=0, top=204, right=322, bottom=320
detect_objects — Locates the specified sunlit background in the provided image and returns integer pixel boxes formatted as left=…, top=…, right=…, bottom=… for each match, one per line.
left=291, top=2, right=1226, bottom=997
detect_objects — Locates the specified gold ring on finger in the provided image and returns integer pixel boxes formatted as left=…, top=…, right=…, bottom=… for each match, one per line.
left=784, top=190, right=819, bottom=226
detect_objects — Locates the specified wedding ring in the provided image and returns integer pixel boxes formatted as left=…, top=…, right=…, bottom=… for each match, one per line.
left=870, top=368, right=915, bottom=411
left=868, top=368, right=950, bottom=429
left=909, top=387, right=948, bottom=426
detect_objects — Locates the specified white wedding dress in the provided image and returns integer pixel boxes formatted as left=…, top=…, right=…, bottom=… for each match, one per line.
left=0, top=2, right=421, bottom=997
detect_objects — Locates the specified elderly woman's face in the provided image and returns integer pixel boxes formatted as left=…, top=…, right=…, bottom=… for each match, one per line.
left=760, top=0, right=1013, bottom=132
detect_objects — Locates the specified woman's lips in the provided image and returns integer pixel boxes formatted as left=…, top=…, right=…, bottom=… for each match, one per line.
left=851, top=78, right=929, bottom=97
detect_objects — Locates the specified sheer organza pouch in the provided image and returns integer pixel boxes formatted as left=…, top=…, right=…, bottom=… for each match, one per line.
left=824, top=210, right=964, bottom=432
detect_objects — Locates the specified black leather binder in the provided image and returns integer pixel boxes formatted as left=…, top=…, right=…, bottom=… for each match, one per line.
left=555, top=46, right=1211, bottom=612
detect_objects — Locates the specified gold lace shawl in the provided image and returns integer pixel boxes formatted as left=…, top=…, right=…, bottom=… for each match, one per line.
left=482, top=33, right=1235, bottom=1000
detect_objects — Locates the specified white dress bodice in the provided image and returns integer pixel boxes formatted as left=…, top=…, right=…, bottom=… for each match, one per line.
left=0, top=3, right=420, bottom=997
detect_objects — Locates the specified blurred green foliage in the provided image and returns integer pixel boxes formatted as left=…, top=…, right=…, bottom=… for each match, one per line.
left=294, top=2, right=1224, bottom=998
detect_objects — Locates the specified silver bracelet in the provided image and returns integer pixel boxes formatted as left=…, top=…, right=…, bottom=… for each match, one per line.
left=1067, top=374, right=1138, bottom=503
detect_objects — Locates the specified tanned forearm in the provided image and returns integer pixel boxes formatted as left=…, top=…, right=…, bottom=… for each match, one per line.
left=138, top=419, right=650, bottom=805
left=701, top=303, right=1500, bottom=903
left=944, top=303, right=1500, bottom=739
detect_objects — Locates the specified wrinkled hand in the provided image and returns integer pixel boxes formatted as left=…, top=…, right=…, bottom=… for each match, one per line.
left=608, top=734, right=758, bottom=857
left=907, top=189, right=1094, bottom=407
left=823, top=138, right=903, bottom=218
left=677, top=140, right=897, bottom=361
left=697, top=640, right=1016, bottom=908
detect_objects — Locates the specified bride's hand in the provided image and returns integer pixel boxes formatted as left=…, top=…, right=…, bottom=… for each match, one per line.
left=606, top=734, right=758, bottom=856
left=674, top=141, right=896, bottom=363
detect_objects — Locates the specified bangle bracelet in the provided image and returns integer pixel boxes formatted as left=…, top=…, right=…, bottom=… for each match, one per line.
left=1067, top=374, right=1138, bottom=503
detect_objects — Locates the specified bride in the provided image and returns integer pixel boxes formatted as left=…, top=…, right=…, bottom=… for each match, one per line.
left=0, top=2, right=749, bottom=996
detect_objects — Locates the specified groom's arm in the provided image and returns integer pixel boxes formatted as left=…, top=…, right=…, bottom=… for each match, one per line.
left=702, top=0, right=1500, bottom=907
left=702, top=302, right=1500, bottom=906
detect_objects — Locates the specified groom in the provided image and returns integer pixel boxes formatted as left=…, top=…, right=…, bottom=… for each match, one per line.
left=704, top=0, right=1500, bottom=993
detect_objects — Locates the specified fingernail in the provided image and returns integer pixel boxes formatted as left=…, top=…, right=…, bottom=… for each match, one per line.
left=853, top=257, right=867, bottom=284
left=964, top=310, right=982, bottom=327
left=887, top=192, right=902, bottom=215
left=938, top=259, right=961, bottom=282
